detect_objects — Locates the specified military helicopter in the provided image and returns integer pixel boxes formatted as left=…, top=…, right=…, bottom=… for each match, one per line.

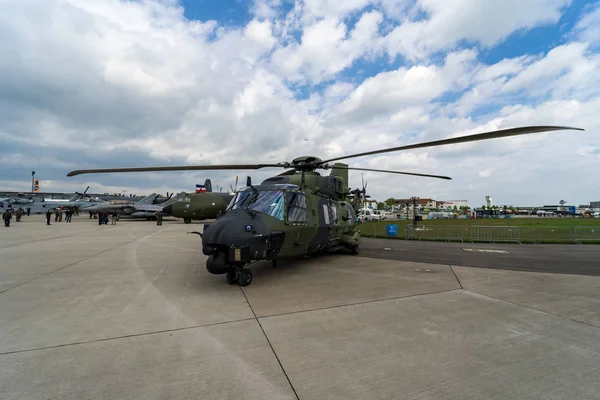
left=67, top=125, right=584, bottom=286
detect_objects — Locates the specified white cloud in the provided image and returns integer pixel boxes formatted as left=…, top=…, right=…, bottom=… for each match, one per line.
left=478, top=168, right=493, bottom=178
left=270, top=10, right=384, bottom=83
left=251, top=0, right=283, bottom=19
left=301, top=0, right=372, bottom=21
left=382, top=0, right=570, bottom=60
left=0, top=0, right=599, bottom=207
left=244, top=19, right=276, bottom=50
left=572, top=2, right=600, bottom=44
left=332, top=49, right=477, bottom=125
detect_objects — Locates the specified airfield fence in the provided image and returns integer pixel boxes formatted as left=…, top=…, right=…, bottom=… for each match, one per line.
left=357, top=223, right=600, bottom=244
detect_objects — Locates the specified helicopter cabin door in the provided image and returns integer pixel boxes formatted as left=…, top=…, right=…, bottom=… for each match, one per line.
left=283, top=191, right=311, bottom=252
left=318, top=199, right=340, bottom=245
left=327, top=200, right=341, bottom=241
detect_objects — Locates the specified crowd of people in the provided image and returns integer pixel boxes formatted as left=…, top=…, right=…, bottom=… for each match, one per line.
left=4, top=206, right=165, bottom=227
left=2, top=206, right=30, bottom=227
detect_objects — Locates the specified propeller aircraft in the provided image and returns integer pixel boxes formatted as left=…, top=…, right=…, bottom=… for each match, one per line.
left=162, top=179, right=236, bottom=223
left=67, top=125, right=584, bottom=286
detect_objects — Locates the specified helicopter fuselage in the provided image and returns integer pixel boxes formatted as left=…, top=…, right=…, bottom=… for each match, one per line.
left=201, top=172, right=360, bottom=275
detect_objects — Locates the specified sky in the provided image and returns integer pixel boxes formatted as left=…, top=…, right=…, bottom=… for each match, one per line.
left=0, top=0, right=599, bottom=207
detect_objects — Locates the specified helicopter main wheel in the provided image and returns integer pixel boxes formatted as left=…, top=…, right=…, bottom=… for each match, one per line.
left=225, top=268, right=239, bottom=285
left=350, top=244, right=359, bottom=255
left=183, top=218, right=192, bottom=224
left=238, top=269, right=253, bottom=287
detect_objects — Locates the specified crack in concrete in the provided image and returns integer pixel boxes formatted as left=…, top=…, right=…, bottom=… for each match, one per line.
left=0, top=318, right=256, bottom=357
left=450, top=265, right=464, bottom=289
left=462, top=290, right=600, bottom=330
left=258, top=288, right=462, bottom=320
left=240, top=286, right=301, bottom=400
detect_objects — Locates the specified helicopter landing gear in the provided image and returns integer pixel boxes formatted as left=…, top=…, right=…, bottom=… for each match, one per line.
left=272, top=259, right=278, bottom=268
left=349, top=244, right=359, bottom=255
left=225, top=268, right=239, bottom=285
left=238, top=269, right=253, bottom=287
left=225, top=265, right=253, bottom=286
left=183, top=218, right=191, bottom=224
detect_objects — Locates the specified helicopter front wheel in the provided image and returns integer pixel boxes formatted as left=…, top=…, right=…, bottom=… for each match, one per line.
left=350, top=244, right=359, bottom=255
left=238, top=269, right=253, bottom=287
left=225, top=268, right=239, bottom=285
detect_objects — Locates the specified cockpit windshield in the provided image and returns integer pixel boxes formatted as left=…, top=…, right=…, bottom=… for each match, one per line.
left=229, top=189, right=285, bottom=220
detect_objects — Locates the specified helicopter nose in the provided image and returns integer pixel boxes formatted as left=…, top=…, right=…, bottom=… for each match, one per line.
left=162, top=204, right=173, bottom=215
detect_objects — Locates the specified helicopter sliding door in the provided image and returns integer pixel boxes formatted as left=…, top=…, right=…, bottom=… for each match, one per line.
left=280, top=191, right=311, bottom=255
left=310, top=198, right=340, bottom=252
left=326, top=200, right=341, bottom=241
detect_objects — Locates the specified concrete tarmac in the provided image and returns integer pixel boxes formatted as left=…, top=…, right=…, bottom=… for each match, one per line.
left=360, top=237, right=600, bottom=275
left=1, top=215, right=600, bottom=399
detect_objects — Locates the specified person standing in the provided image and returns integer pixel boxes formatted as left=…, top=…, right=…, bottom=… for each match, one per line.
left=111, top=211, right=118, bottom=225
left=3, top=209, right=11, bottom=227
left=155, top=210, right=163, bottom=226
left=15, top=208, right=22, bottom=222
left=26, top=207, right=31, bottom=216
left=46, top=209, right=52, bottom=225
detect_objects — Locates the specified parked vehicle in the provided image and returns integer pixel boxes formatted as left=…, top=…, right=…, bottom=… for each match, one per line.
left=357, top=208, right=385, bottom=222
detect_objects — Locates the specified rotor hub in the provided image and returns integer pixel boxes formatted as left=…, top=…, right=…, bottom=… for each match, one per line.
left=289, top=156, right=324, bottom=171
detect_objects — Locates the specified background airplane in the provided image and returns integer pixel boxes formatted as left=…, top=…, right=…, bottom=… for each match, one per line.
left=162, top=179, right=235, bottom=223
left=81, top=192, right=179, bottom=220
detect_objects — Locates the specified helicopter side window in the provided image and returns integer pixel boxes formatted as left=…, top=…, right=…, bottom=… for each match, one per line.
left=286, top=192, right=307, bottom=224
left=331, top=204, right=338, bottom=224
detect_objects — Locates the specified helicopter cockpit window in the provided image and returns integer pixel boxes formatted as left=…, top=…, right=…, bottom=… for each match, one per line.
left=230, top=190, right=285, bottom=220
left=286, top=192, right=307, bottom=224
left=229, top=191, right=251, bottom=210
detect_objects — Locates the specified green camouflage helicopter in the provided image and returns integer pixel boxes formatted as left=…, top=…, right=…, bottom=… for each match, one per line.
left=67, top=125, right=583, bottom=286
left=162, top=179, right=235, bottom=223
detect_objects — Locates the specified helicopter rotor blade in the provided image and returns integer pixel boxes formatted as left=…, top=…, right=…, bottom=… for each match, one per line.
left=66, top=164, right=285, bottom=177
left=336, top=166, right=452, bottom=180
left=320, top=125, right=584, bottom=164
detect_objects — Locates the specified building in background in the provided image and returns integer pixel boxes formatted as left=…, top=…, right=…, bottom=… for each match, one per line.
left=438, top=200, right=469, bottom=209
left=591, top=201, right=600, bottom=209
left=393, top=198, right=438, bottom=210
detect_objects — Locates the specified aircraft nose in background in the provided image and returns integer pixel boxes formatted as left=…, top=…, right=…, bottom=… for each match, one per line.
left=162, top=204, right=173, bottom=215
